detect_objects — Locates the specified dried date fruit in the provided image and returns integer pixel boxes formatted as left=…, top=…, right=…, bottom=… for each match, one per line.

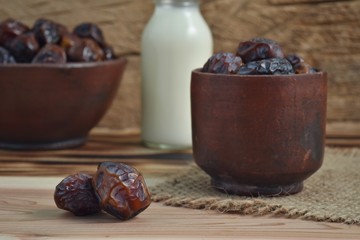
left=67, top=38, right=104, bottom=62
left=73, top=23, right=116, bottom=60
left=202, top=37, right=319, bottom=75
left=60, top=32, right=82, bottom=52
left=0, top=18, right=29, bottom=49
left=8, top=32, right=39, bottom=63
left=32, top=44, right=67, bottom=64
left=33, top=18, right=61, bottom=46
left=237, top=58, right=294, bottom=75
left=73, top=23, right=105, bottom=47
left=202, top=52, right=243, bottom=74
left=55, top=22, right=69, bottom=36
left=93, top=162, right=151, bottom=220
left=236, top=37, right=285, bottom=63
left=102, top=44, right=117, bottom=60
left=0, top=47, right=16, bottom=64
left=285, top=54, right=317, bottom=74
left=54, top=173, right=101, bottom=216
left=0, top=18, right=117, bottom=64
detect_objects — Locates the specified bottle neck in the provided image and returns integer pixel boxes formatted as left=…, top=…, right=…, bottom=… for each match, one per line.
left=154, top=0, right=200, bottom=7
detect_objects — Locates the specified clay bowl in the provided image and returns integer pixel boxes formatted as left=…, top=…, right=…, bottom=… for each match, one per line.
left=191, top=69, right=327, bottom=196
left=0, top=58, right=127, bottom=150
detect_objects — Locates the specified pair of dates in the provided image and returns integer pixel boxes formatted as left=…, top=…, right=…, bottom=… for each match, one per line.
left=54, top=162, right=151, bottom=220
left=0, top=18, right=116, bottom=64
left=202, top=37, right=318, bottom=75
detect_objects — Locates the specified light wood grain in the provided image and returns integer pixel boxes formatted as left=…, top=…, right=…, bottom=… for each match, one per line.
left=0, top=176, right=359, bottom=239
left=326, top=121, right=360, bottom=146
left=326, top=121, right=360, bottom=138
left=0, top=131, right=359, bottom=239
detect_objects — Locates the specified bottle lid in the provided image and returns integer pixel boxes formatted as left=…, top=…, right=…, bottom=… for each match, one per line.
left=154, top=0, right=199, bottom=6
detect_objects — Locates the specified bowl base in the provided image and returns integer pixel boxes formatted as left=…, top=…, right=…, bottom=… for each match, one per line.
left=0, top=136, right=87, bottom=150
left=211, top=178, right=303, bottom=197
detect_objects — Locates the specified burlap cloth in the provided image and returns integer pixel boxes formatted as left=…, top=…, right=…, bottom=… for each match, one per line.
left=150, top=148, right=360, bottom=225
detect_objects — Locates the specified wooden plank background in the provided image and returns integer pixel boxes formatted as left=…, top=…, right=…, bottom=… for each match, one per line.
left=0, top=0, right=359, bottom=133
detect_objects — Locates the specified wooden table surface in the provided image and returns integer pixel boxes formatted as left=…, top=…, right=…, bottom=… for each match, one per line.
left=0, top=128, right=359, bottom=240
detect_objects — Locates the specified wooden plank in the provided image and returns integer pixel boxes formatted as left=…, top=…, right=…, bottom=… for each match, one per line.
left=0, top=130, right=192, bottom=163
left=0, top=176, right=359, bottom=239
left=0, top=158, right=192, bottom=179
left=325, top=121, right=360, bottom=146
left=326, top=121, right=360, bottom=138
left=0, top=130, right=193, bottom=177
left=326, top=138, right=360, bottom=147
left=0, top=131, right=359, bottom=238
left=0, top=130, right=358, bottom=177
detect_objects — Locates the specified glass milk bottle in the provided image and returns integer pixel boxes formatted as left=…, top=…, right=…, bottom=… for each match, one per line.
left=141, top=0, right=213, bottom=149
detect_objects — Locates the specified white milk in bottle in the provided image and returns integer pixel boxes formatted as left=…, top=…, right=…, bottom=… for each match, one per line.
left=141, top=0, right=213, bottom=149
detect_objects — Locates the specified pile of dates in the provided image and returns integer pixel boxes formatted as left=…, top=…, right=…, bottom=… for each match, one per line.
left=54, top=162, right=151, bottom=220
left=0, top=18, right=117, bottom=64
left=202, top=37, right=318, bottom=75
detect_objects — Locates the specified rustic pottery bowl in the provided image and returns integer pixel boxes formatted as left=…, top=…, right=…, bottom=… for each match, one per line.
left=0, top=58, right=127, bottom=150
left=191, top=69, right=327, bottom=196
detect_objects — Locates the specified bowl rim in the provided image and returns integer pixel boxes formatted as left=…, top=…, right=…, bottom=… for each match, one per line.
left=0, top=57, right=127, bottom=69
left=192, top=68, right=327, bottom=78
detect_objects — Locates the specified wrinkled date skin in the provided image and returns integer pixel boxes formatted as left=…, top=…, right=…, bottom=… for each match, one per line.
left=73, top=22, right=117, bottom=60
left=73, top=22, right=105, bottom=47
left=60, top=31, right=82, bottom=53
left=0, top=47, right=16, bottom=63
left=0, top=18, right=29, bottom=49
left=236, top=37, right=285, bottom=63
left=32, top=43, right=67, bottom=64
left=67, top=38, right=104, bottom=62
left=286, top=54, right=317, bottom=74
left=202, top=52, right=243, bottom=74
left=0, top=18, right=117, bottom=64
left=54, top=173, right=101, bottom=216
left=33, top=18, right=61, bottom=46
left=102, top=44, right=117, bottom=60
left=238, top=57, right=294, bottom=75
left=93, top=162, right=151, bottom=220
left=8, top=32, right=39, bottom=63
left=201, top=37, right=319, bottom=76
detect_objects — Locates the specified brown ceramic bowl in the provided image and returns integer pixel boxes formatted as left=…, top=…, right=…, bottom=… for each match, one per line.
left=0, top=58, right=127, bottom=150
left=191, top=69, right=327, bottom=196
